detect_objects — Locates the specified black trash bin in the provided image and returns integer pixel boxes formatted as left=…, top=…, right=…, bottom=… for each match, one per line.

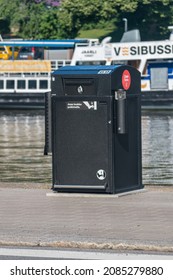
left=51, top=65, right=143, bottom=194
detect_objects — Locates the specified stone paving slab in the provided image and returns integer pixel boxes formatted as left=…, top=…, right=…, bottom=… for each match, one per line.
left=0, top=185, right=173, bottom=253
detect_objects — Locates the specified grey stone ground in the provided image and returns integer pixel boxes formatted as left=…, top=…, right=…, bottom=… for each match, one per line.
left=0, top=183, right=173, bottom=253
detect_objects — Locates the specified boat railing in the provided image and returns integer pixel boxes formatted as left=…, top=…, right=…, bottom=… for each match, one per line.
left=0, top=72, right=51, bottom=77
left=75, top=39, right=99, bottom=47
left=50, top=60, right=71, bottom=71
left=0, top=59, right=72, bottom=77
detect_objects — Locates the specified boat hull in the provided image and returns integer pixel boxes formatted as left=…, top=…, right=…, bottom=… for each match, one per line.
left=141, top=91, right=173, bottom=110
left=0, top=91, right=172, bottom=110
left=0, top=92, right=45, bottom=109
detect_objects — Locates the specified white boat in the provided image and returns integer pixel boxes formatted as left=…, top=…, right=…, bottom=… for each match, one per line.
left=0, top=60, right=71, bottom=109
left=1, top=28, right=173, bottom=109
left=70, top=27, right=173, bottom=109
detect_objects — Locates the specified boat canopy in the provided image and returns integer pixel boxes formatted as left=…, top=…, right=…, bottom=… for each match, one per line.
left=0, top=39, right=88, bottom=48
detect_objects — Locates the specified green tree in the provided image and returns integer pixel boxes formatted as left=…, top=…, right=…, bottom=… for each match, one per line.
left=18, top=1, right=60, bottom=39
left=0, top=18, right=10, bottom=35
left=38, top=8, right=59, bottom=39
left=121, top=0, right=173, bottom=40
left=0, top=0, right=60, bottom=39
left=0, top=0, right=21, bottom=34
left=58, top=0, right=138, bottom=38
left=0, top=0, right=173, bottom=40
left=57, top=0, right=173, bottom=40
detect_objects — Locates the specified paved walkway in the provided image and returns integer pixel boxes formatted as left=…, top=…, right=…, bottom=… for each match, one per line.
left=0, top=184, right=173, bottom=253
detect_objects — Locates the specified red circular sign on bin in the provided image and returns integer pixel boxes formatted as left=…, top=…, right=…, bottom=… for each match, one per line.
left=122, top=70, right=131, bottom=90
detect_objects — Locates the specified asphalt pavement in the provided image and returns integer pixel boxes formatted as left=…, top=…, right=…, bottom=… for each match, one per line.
left=0, top=183, right=173, bottom=254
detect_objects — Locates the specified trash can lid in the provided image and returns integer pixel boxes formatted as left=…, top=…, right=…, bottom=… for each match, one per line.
left=53, top=65, right=122, bottom=75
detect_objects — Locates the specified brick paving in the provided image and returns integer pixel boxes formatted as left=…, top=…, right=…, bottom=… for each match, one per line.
left=0, top=185, right=173, bottom=252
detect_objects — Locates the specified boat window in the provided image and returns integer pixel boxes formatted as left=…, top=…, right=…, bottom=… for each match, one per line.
left=0, top=80, right=4, bottom=89
left=128, top=60, right=141, bottom=69
left=150, top=67, right=168, bottom=89
left=28, top=80, right=37, bottom=89
left=111, top=60, right=127, bottom=65
left=17, top=80, right=26, bottom=89
left=7, top=80, right=15, bottom=89
left=76, top=61, right=106, bottom=65
left=111, top=60, right=141, bottom=69
left=9, top=47, right=20, bottom=51
left=0, top=47, right=5, bottom=52
left=39, top=80, right=48, bottom=89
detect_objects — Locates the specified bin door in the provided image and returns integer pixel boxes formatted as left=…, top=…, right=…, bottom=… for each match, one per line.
left=52, top=96, right=113, bottom=193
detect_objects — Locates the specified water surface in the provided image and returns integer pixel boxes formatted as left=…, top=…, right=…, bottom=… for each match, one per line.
left=142, top=110, right=173, bottom=185
left=0, top=111, right=52, bottom=183
left=0, top=110, right=172, bottom=185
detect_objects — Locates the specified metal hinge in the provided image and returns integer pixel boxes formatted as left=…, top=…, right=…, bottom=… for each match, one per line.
left=115, top=89, right=126, bottom=100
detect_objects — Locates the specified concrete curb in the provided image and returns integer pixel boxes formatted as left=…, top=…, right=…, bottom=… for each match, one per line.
left=0, top=240, right=173, bottom=254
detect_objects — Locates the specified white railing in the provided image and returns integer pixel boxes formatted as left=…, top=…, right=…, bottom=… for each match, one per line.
left=0, top=75, right=51, bottom=93
left=0, top=59, right=72, bottom=77
left=50, top=60, right=72, bottom=71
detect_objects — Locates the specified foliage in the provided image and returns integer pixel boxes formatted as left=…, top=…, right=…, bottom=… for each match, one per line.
left=57, top=0, right=136, bottom=38
left=35, top=0, right=61, bottom=6
left=18, top=2, right=58, bottom=39
left=58, top=0, right=173, bottom=40
left=0, top=19, right=10, bottom=34
left=0, top=0, right=173, bottom=40
left=0, top=0, right=20, bottom=32
left=0, top=0, right=60, bottom=39
left=121, top=0, right=173, bottom=40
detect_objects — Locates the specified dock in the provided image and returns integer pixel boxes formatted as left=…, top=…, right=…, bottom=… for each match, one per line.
left=0, top=183, right=172, bottom=254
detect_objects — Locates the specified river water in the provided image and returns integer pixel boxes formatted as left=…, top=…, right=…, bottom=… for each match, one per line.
left=0, top=110, right=172, bottom=186
left=0, top=111, right=52, bottom=184
left=142, top=110, right=173, bottom=185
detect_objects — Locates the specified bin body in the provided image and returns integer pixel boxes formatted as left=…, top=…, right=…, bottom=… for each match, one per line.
left=51, top=65, right=143, bottom=194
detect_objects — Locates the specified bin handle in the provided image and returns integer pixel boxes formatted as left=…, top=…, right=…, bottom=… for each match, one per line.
left=115, top=89, right=126, bottom=134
